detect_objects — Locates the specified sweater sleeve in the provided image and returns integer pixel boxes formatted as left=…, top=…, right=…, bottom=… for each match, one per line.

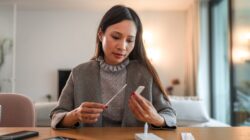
left=50, top=72, right=77, bottom=129
left=151, top=81, right=177, bottom=129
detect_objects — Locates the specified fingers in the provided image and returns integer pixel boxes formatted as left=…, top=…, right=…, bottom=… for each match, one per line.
left=81, top=102, right=106, bottom=109
left=84, top=119, right=98, bottom=123
left=78, top=113, right=99, bottom=119
left=76, top=102, right=107, bottom=124
left=82, top=107, right=104, bottom=114
left=129, top=93, right=159, bottom=124
left=129, top=99, right=145, bottom=121
left=132, top=93, right=151, bottom=111
left=129, top=95, right=146, bottom=115
left=129, top=94, right=151, bottom=122
left=131, top=93, right=152, bottom=114
left=78, top=115, right=99, bottom=123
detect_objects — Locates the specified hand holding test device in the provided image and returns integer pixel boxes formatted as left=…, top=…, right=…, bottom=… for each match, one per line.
left=104, top=85, right=163, bottom=140
left=133, top=86, right=163, bottom=140
left=105, top=84, right=145, bottom=106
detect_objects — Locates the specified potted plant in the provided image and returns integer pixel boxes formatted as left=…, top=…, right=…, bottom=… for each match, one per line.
left=46, top=94, right=52, bottom=102
left=166, top=78, right=180, bottom=95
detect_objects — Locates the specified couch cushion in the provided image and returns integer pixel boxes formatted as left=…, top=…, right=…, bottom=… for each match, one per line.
left=169, top=96, right=210, bottom=126
left=35, top=102, right=57, bottom=127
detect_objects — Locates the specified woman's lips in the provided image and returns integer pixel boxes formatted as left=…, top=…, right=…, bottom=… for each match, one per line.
left=113, top=53, right=125, bottom=59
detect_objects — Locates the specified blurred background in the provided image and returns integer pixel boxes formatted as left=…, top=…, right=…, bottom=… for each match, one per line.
left=0, top=0, right=250, bottom=126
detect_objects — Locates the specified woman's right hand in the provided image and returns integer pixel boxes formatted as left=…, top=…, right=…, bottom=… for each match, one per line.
left=73, top=102, right=107, bottom=123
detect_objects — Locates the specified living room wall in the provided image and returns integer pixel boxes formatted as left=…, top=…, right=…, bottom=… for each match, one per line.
left=15, top=9, right=187, bottom=102
left=0, top=5, right=14, bottom=92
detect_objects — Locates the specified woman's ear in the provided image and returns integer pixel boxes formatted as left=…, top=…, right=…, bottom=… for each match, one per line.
left=98, top=29, right=103, bottom=42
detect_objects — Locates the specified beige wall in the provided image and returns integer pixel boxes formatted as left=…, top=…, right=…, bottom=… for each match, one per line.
left=15, top=9, right=187, bottom=101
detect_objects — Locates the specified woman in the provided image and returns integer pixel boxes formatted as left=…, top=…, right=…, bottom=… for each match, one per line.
left=50, top=5, right=176, bottom=129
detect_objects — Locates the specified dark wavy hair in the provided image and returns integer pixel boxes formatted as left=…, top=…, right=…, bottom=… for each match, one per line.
left=92, top=5, right=169, bottom=99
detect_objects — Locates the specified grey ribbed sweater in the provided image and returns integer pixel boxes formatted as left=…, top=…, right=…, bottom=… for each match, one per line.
left=50, top=59, right=177, bottom=129
left=98, top=57, right=129, bottom=126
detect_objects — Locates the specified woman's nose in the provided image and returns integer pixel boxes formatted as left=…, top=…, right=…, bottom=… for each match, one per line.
left=118, top=40, right=127, bottom=50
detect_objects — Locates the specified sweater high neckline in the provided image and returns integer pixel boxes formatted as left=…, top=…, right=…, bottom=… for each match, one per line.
left=97, top=56, right=129, bottom=72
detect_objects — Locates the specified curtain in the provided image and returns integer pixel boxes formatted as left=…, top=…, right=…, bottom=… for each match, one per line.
left=184, top=1, right=199, bottom=96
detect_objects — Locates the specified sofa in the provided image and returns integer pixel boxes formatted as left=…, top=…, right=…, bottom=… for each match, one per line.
left=34, top=102, right=57, bottom=127
left=34, top=96, right=230, bottom=127
left=169, top=96, right=230, bottom=127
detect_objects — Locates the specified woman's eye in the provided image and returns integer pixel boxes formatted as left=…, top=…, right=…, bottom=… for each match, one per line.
left=112, top=36, right=120, bottom=40
left=127, top=39, right=134, bottom=43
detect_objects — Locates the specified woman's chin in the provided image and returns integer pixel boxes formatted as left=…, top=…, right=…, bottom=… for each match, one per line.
left=112, top=57, right=125, bottom=64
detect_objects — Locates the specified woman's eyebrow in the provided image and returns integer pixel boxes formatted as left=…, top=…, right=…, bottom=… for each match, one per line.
left=112, top=31, right=122, bottom=36
left=112, top=31, right=136, bottom=38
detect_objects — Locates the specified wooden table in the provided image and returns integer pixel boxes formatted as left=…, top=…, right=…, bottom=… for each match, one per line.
left=0, top=127, right=250, bottom=140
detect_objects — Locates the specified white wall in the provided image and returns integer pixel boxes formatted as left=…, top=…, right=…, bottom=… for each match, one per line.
left=0, top=5, right=14, bottom=92
left=15, top=9, right=187, bottom=101
left=140, top=11, right=186, bottom=96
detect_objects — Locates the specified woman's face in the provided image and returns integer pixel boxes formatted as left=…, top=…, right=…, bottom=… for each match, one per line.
left=99, top=20, right=137, bottom=65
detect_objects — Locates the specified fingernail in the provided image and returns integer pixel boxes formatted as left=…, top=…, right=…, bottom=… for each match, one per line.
left=131, top=92, right=135, bottom=96
left=105, top=105, right=108, bottom=109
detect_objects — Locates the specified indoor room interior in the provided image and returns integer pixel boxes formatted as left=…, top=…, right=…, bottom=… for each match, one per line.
left=0, top=0, right=250, bottom=139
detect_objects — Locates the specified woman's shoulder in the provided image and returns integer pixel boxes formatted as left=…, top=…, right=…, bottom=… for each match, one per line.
left=72, top=60, right=98, bottom=72
left=128, top=60, right=146, bottom=69
left=129, top=59, right=143, bottom=66
left=128, top=60, right=151, bottom=76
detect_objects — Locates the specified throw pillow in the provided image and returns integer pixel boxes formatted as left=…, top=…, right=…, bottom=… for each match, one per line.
left=169, top=96, right=210, bottom=126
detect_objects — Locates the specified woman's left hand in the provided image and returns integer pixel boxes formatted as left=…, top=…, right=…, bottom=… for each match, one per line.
left=128, top=92, right=165, bottom=127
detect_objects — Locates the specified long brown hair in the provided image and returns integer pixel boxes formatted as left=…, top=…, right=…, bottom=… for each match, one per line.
left=92, top=5, right=169, bottom=99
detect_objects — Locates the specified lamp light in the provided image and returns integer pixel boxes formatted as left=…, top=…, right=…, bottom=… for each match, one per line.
left=234, top=32, right=250, bottom=64
left=142, top=31, right=160, bottom=62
